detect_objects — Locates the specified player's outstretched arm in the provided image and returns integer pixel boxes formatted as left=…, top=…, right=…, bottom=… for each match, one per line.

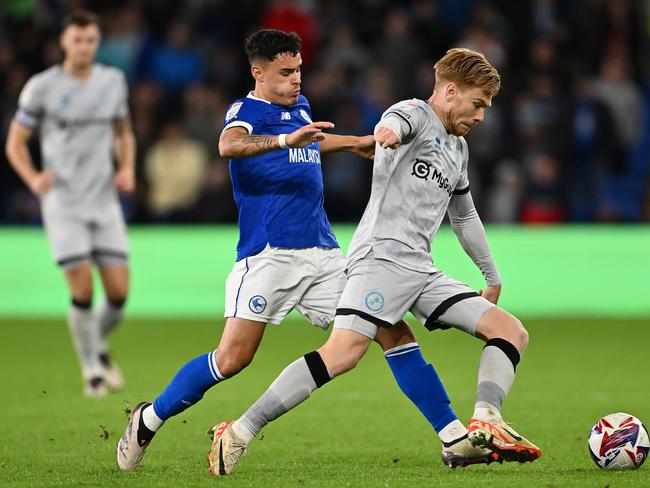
left=113, top=118, right=136, bottom=193
left=447, top=190, right=502, bottom=304
left=374, top=125, right=402, bottom=149
left=5, top=120, right=54, bottom=197
left=219, top=122, right=335, bottom=158
left=319, top=134, right=375, bottom=159
left=374, top=103, right=427, bottom=149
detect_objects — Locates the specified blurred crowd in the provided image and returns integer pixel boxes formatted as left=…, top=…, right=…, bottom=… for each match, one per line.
left=1, top=0, right=650, bottom=224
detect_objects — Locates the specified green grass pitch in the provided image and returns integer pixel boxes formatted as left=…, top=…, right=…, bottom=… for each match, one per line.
left=1, top=317, right=649, bottom=487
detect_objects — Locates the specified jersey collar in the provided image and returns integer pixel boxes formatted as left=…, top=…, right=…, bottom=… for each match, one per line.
left=246, top=92, right=272, bottom=104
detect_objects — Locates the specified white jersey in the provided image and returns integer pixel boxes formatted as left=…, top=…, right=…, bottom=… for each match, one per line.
left=347, top=99, right=470, bottom=273
left=15, top=63, right=129, bottom=217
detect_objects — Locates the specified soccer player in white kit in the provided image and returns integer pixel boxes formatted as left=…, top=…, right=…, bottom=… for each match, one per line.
left=5, top=10, right=135, bottom=397
left=209, top=48, right=542, bottom=474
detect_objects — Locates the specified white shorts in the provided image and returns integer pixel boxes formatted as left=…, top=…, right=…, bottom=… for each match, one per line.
left=333, top=253, right=495, bottom=339
left=224, top=245, right=346, bottom=329
left=42, top=204, right=129, bottom=269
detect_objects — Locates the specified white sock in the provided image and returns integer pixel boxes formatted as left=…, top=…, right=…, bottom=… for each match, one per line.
left=439, top=419, right=468, bottom=444
left=68, top=304, right=101, bottom=379
left=231, top=418, right=255, bottom=444
left=142, top=405, right=164, bottom=431
left=96, top=298, right=124, bottom=353
left=472, top=405, right=502, bottom=422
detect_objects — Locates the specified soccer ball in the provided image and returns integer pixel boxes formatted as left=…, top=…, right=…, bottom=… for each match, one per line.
left=588, top=412, right=649, bottom=470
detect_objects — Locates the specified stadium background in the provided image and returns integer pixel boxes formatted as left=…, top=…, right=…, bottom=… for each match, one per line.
left=1, top=0, right=650, bottom=226
left=0, top=0, right=649, bottom=319
left=1, top=2, right=650, bottom=487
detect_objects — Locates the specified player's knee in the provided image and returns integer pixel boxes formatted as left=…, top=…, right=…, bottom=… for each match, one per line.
left=319, top=344, right=364, bottom=377
left=105, top=281, right=128, bottom=304
left=327, top=356, right=358, bottom=377
left=375, top=321, right=416, bottom=352
left=339, top=352, right=362, bottom=375
left=477, top=308, right=528, bottom=352
left=215, top=348, right=254, bottom=378
left=71, top=287, right=93, bottom=304
left=107, top=294, right=127, bottom=308
left=319, top=328, right=371, bottom=376
left=501, top=314, right=527, bottom=352
left=515, top=318, right=529, bottom=352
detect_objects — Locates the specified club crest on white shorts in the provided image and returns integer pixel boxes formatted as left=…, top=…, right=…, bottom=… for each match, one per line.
left=364, top=291, right=385, bottom=313
left=249, top=295, right=267, bottom=314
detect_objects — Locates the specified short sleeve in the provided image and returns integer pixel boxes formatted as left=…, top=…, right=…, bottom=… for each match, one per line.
left=223, top=99, right=263, bottom=134
left=15, top=76, right=44, bottom=129
left=381, top=100, right=428, bottom=144
left=454, top=138, right=470, bottom=194
left=114, top=70, right=130, bottom=120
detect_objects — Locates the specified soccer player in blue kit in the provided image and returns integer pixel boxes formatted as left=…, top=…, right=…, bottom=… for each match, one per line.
left=118, top=30, right=484, bottom=472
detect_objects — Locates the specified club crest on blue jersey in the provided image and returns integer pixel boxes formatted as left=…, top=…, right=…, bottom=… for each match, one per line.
left=365, top=291, right=384, bottom=313
left=300, top=109, right=313, bottom=123
left=249, top=295, right=267, bottom=314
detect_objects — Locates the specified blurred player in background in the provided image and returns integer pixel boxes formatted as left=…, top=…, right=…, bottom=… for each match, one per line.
left=208, top=48, right=542, bottom=476
left=117, top=29, right=482, bottom=472
left=5, top=10, right=135, bottom=397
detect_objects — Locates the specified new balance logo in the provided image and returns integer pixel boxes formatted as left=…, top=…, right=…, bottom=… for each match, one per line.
left=281, top=112, right=291, bottom=120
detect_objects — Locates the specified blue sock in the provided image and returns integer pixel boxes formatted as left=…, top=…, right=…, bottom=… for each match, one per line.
left=153, top=351, right=224, bottom=420
left=385, top=343, right=457, bottom=433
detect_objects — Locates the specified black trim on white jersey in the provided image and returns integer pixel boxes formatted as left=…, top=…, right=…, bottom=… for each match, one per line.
left=92, top=248, right=128, bottom=260
left=424, top=291, right=480, bottom=330
left=453, top=186, right=470, bottom=195
left=336, top=308, right=393, bottom=329
left=384, top=110, right=413, bottom=138
left=57, top=253, right=92, bottom=267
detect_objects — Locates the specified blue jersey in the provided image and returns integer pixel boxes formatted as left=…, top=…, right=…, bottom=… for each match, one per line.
left=223, top=93, right=339, bottom=261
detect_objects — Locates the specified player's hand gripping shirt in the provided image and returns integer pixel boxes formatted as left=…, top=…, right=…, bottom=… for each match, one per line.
left=15, top=64, right=129, bottom=215
left=223, top=93, right=338, bottom=261
left=346, top=99, right=471, bottom=273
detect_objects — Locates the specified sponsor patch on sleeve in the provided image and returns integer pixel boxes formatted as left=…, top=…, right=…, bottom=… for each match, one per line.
left=225, top=102, right=243, bottom=121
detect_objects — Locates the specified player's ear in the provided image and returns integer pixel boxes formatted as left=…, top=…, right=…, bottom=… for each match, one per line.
left=445, top=82, right=457, bottom=102
left=251, top=64, right=264, bottom=83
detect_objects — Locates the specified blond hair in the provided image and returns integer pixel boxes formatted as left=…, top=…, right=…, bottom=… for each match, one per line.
left=434, top=48, right=501, bottom=97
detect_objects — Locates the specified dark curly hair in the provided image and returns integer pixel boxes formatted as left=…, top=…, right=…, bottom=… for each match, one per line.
left=245, top=29, right=302, bottom=63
